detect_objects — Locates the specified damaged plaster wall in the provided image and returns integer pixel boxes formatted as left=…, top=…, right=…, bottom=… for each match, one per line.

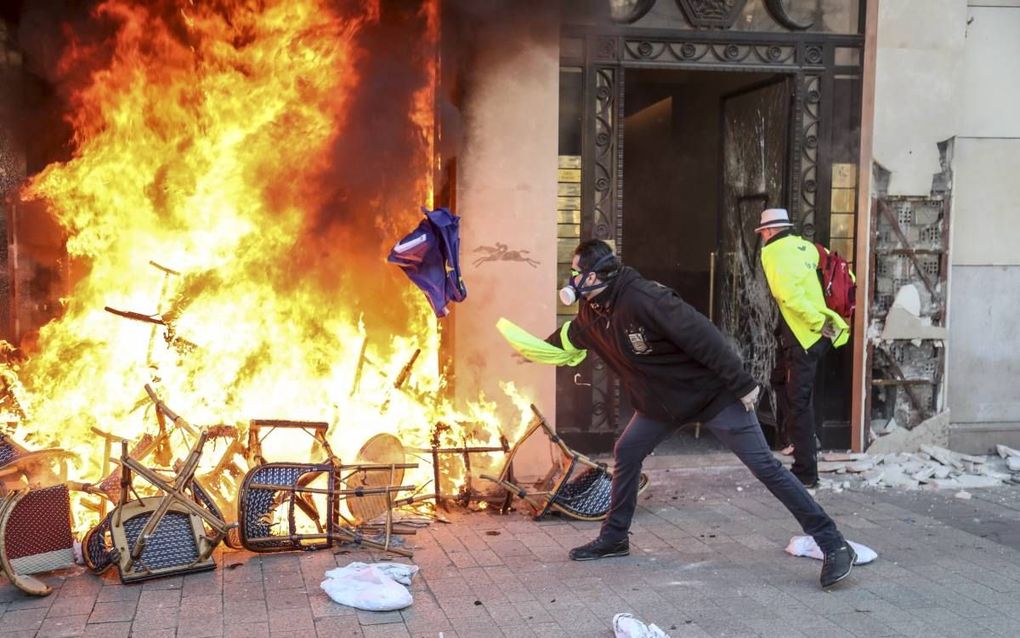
left=873, top=0, right=967, bottom=196
left=453, top=2, right=559, bottom=431
left=946, top=2, right=1020, bottom=453
left=872, top=0, right=1020, bottom=453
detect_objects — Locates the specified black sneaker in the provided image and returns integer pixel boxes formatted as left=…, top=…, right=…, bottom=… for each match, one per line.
left=820, top=544, right=857, bottom=588
left=568, top=537, right=629, bottom=561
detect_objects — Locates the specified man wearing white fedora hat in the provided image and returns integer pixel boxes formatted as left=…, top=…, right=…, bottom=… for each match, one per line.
left=755, top=208, right=851, bottom=489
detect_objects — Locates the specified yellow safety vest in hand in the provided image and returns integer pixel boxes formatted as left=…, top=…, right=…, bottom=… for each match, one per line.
left=761, top=235, right=850, bottom=351
left=496, top=318, right=587, bottom=366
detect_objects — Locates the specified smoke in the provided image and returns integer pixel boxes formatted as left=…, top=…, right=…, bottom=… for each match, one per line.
left=304, top=2, right=438, bottom=337
left=8, top=1, right=448, bottom=346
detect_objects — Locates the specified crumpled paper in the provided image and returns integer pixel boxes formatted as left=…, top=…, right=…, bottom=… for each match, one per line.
left=320, top=562, right=419, bottom=611
left=613, top=613, right=671, bottom=638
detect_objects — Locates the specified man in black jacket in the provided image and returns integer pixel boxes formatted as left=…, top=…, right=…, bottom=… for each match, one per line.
left=547, top=239, right=855, bottom=588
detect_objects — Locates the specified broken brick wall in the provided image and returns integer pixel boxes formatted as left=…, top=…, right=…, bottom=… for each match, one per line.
left=870, top=0, right=1020, bottom=453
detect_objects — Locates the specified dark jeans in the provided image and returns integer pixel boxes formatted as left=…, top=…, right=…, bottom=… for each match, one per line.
left=600, top=401, right=844, bottom=552
left=775, top=330, right=831, bottom=484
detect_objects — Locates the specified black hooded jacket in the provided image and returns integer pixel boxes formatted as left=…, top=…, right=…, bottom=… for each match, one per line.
left=548, top=266, right=757, bottom=425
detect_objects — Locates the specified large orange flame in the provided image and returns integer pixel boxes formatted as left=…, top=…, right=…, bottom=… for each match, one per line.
left=9, top=0, right=525, bottom=526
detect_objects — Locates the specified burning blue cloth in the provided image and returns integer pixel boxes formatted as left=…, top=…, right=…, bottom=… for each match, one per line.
left=387, top=207, right=467, bottom=317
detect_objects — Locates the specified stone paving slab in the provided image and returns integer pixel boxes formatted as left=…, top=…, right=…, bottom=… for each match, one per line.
left=3, top=459, right=1020, bottom=637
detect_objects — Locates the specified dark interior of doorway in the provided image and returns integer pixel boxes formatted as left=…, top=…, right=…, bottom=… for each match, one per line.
left=622, top=68, right=788, bottom=454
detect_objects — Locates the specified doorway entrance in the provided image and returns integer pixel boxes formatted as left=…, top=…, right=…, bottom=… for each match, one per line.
left=621, top=69, right=791, bottom=440
left=555, top=28, right=864, bottom=454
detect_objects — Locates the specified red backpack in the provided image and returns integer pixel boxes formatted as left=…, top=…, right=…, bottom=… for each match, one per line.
left=815, top=244, right=856, bottom=321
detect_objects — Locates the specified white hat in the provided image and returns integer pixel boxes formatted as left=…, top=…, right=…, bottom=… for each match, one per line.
left=754, top=208, right=794, bottom=233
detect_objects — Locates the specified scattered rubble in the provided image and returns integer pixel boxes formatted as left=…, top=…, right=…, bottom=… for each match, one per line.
left=813, top=443, right=1020, bottom=491
left=867, top=410, right=949, bottom=454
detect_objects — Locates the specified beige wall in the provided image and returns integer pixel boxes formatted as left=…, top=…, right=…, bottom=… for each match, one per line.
left=875, top=1, right=1020, bottom=450
left=946, top=3, right=1020, bottom=449
left=453, top=9, right=560, bottom=436
left=952, top=139, right=1020, bottom=266
left=872, top=0, right=967, bottom=195
left=952, top=4, right=1020, bottom=267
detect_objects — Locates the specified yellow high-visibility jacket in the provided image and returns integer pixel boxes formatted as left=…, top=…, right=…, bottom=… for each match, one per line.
left=761, top=234, right=850, bottom=351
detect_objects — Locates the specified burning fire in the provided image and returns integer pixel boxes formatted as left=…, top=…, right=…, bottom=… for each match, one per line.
left=5, top=0, right=528, bottom=529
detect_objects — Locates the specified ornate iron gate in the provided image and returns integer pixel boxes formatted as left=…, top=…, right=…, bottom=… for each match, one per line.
left=557, top=23, right=864, bottom=449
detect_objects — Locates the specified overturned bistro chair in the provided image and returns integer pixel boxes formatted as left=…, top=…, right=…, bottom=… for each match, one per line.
left=237, top=417, right=418, bottom=556
left=481, top=404, right=648, bottom=521
left=237, top=459, right=417, bottom=557
left=0, top=433, right=76, bottom=496
left=0, top=484, right=76, bottom=596
left=91, top=387, right=235, bottom=583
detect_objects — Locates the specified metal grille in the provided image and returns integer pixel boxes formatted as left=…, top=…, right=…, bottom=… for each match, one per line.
left=552, top=466, right=613, bottom=518
left=122, top=511, right=199, bottom=573
left=84, top=514, right=114, bottom=573
left=242, top=465, right=308, bottom=545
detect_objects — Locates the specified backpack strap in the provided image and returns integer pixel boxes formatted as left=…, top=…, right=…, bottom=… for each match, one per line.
left=814, top=242, right=829, bottom=270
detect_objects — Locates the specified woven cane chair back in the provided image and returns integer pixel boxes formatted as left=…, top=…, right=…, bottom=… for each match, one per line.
left=83, top=512, right=115, bottom=574
left=346, top=434, right=406, bottom=524
left=238, top=462, right=335, bottom=552
left=0, top=434, right=74, bottom=494
left=110, top=499, right=215, bottom=583
left=0, top=485, right=77, bottom=595
left=482, top=405, right=648, bottom=521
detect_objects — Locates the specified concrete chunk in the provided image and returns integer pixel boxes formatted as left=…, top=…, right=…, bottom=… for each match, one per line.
left=818, top=461, right=848, bottom=474
left=846, top=459, right=877, bottom=473
left=953, top=475, right=1002, bottom=488
left=867, top=411, right=949, bottom=454
left=996, top=444, right=1020, bottom=459
left=821, top=452, right=868, bottom=462
left=921, top=445, right=964, bottom=470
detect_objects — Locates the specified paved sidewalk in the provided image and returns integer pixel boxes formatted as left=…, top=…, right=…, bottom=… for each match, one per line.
left=3, top=455, right=1020, bottom=637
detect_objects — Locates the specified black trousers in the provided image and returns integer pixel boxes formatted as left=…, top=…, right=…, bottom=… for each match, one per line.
left=774, top=326, right=831, bottom=484
left=600, top=401, right=844, bottom=553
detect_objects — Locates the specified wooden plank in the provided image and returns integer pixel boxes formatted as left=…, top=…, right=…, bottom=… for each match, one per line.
left=832, top=163, right=857, bottom=188
left=557, top=196, right=581, bottom=211
left=871, top=379, right=931, bottom=387
left=557, top=169, right=581, bottom=183
left=873, top=346, right=926, bottom=414
left=557, top=210, right=581, bottom=225
left=558, top=183, right=581, bottom=197
left=557, top=224, right=580, bottom=239
left=831, top=188, right=856, bottom=213
left=557, top=240, right=577, bottom=263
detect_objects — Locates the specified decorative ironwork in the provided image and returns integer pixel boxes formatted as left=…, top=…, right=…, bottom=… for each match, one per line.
left=675, top=0, right=748, bottom=29
left=764, top=0, right=814, bottom=31
left=623, top=39, right=798, bottom=68
left=804, top=45, right=824, bottom=65
left=795, top=74, right=821, bottom=239
left=565, top=29, right=862, bottom=443
left=595, top=37, right=618, bottom=61
left=609, top=0, right=657, bottom=24
left=592, top=67, right=617, bottom=241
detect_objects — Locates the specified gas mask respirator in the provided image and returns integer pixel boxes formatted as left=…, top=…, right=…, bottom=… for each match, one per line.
left=559, top=254, right=618, bottom=306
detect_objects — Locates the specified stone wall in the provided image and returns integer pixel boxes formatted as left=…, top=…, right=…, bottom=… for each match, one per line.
left=872, top=0, right=1020, bottom=453
left=452, top=3, right=559, bottom=443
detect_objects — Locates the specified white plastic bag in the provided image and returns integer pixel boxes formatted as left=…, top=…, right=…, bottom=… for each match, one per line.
left=613, top=613, right=671, bottom=638
left=320, top=562, right=417, bottom=611
left=784, top=536, right=877, bottom=565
